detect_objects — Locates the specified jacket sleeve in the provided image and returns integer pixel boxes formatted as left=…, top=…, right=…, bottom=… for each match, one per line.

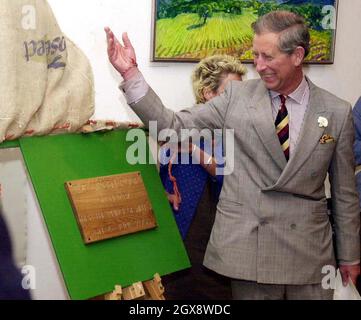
left=329, top=105, right=361, bottom=264
left=130, top=83, right=235, bottom=135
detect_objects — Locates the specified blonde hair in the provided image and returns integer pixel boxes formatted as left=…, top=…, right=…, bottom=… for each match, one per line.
left=192, top=55, right=247, bottom=104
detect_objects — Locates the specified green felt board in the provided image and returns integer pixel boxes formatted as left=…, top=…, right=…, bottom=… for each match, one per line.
left=19, top=130, right=190, bottom=300
left=0, top=140, right=20, bottom=149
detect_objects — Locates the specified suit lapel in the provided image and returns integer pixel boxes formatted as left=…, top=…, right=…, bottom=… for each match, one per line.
left=274, top=78, right=331, bottom=187
left=247, top=81, right=288, bottom=171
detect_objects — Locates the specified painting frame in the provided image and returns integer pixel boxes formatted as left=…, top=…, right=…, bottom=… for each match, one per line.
left=151, top=0, right=338, bottom=64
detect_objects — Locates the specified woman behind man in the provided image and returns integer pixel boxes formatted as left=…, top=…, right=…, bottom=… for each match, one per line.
left=160, top=55, right=246, bottom=300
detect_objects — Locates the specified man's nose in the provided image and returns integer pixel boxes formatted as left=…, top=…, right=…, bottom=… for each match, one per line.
left=255, top=57, right=267, bottom=73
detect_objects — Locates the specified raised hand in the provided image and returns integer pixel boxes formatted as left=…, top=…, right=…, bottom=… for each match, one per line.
left=104, top=27, right=138, bottom=80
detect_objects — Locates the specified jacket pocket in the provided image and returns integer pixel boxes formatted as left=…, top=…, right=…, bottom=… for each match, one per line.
left=218, top=197, right=243, bottom=207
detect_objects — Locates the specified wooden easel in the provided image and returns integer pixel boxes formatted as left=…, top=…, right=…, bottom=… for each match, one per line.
left=101, top=273, right=165, bottom=300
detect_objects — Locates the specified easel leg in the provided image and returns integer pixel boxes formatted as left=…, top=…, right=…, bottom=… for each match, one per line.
left=104, top=285, right=122, bottom=300
left=143, top=273, right=165, bottom=300
left=122, top=282, right=146, bottom=300
left=103, top=273, right=165, bottom=301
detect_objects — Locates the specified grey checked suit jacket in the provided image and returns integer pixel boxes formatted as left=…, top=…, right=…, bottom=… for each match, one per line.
left=131, top=78, right=360, bottom=285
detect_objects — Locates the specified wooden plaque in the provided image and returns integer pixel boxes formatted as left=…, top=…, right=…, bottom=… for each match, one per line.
left=65, top=172, right=157, bottom=244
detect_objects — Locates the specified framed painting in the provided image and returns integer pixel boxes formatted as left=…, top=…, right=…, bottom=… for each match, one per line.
left=151, top=0, right=338, bottom=64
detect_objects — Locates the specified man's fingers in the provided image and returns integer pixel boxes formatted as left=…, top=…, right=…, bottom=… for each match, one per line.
left=105, top=27, right=121, bottom=50
left=122, top=32, right=133, bottom=48
left=104, top=27, right=113, bottom=43
left=105, top=27, right=115, bottom=39
left=105, top=28, right=131, bottom=53
left=105, top=28, right=114, bottom=51
left=104, top=28, right=136, bottom=75
left=105, top=28, right=122, bottom=62
left=340, top=267, right=350, bottom=286
left=340, top=271, right=349, bottom=286
left=107, top=39, right=115, bottom=59
left=116, top=42, right=128, bottom=62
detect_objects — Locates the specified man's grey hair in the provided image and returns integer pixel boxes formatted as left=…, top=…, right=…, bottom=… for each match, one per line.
left=252, top=10, right=310, bottom=58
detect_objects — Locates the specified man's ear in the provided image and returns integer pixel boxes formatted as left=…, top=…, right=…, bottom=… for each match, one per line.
left=293, top=46, right=305, bottom=67
left=202, top=88, right=216, bottom=102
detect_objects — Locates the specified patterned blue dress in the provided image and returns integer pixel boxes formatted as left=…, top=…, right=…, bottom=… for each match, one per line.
left=159, top=136, right=232, bottom=300
left=159, top=138, right=224, bottom=239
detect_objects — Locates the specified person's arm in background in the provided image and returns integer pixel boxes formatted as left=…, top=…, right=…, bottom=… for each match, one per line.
left=192, top=137, right=224, bottom=185
left=159, top=146, right=182, bottom=211
left=352, top=96, right=361, bottom=211
left=352, top=97, right=361, bottom=166
left=351, top=97, right=361, bottom=288
left=192, top=144, right=217, bottom=177
left=329, top=106, right=360, bottom=286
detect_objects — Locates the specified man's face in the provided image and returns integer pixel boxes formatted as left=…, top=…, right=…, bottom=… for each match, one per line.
left=253, top=32, right=302, bottom=95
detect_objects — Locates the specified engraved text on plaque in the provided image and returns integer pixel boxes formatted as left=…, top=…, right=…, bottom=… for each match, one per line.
left=65, top=172, right=157, bottom=244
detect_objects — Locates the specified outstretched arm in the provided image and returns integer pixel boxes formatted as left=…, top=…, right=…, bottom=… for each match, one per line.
left=104, top=28, right=232, bottom=135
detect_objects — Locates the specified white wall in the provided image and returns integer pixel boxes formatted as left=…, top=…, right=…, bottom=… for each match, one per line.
left=304, top=0, right=361, bottom=106
left=47, top=0, right=361, bottom=116
left=23, top=0, right=361, bottom=300
left=47, top=0, right=197, bottom=122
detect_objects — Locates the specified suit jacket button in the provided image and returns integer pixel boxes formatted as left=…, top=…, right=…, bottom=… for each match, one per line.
left=310, top=171, right=318, bottom=177
left=290, top=224, right=297, bottom=230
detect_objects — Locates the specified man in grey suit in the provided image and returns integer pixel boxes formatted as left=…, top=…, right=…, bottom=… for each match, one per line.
left=105, top=11, right=360, bottom=299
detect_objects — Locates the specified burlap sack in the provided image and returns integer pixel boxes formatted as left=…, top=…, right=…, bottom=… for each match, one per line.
left=0, top=0, right=94, bottom=142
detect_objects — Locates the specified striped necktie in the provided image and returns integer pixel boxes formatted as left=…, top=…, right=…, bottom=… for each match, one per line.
left=275, top=95, right=290, bottom=161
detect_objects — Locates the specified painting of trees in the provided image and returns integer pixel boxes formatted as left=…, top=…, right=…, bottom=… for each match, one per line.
left=152, top=0, right=337, bottom=63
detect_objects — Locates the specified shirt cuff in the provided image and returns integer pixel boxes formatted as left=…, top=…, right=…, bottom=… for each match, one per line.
left=119, top=71, right=149, bottom=105
left=339, top=260, right=360, bottom=266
